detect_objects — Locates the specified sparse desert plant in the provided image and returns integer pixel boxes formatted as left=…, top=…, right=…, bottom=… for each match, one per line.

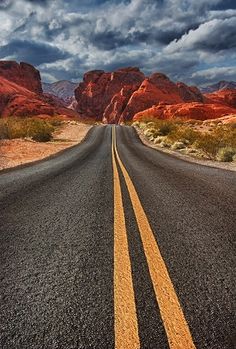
left=167, top=127, right=200, bottom=145
left=49, top=118, right=63, bottom=127
left=27, top=119, right=54, bottom=142
left=157, top=121, right=177, bottom=136
left=194, top=134, right=220, bottom=159
left=216, top=147, right=236, bottom=162
left=132, top=121, right=140, bottom=127
left=0, top=118, right=55, bottom=142
left=154, top=136, right=165, bottom=144
left=171, top=141, right=186, bottom=150
left=0, top=121, right=9, bottom=139
left=143, top=127, right=158, bottom=137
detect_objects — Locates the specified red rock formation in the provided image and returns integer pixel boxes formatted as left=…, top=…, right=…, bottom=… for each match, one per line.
left=204, top=90, right=236, bottom=108
left=75, top=67, right=145, bottom=119
left=176, top=82, right=204, bottom=103
left=120, top=73, right=205, bottom=122
left=0, top=61, right=42, bottom=94
left=0, top=76, right=54, bottom=117
left=0, top=76, right=78, bottom=118
left=103, top=85, right=138, bottom=124
left=133, top=102, right=236, bottom=121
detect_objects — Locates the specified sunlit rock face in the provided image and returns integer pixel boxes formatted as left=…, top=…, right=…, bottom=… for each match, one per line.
left=0, top=61, right=42, bottom=94
left=133, top=102, right=236, bottom=121
left=75, top=68, right=211, bottom=123
left=75, top=67, right=145, bottom=120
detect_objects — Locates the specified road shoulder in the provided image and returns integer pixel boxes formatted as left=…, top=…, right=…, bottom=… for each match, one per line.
left=135, top=126, right=236, bottom=172
left=0, top=122, right=92, bottom=172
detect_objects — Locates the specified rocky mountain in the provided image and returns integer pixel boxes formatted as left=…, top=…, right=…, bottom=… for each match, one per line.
left=0, top=61, right=78, bottom=118
left=42, top=80, right=79, bottom=106
left=201, top=80, right=236, bottom=93
left=205, top=90, right=236, bottom=108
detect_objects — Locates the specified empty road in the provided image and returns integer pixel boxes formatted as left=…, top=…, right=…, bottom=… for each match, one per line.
left=0, top=125, right=235, bottom=349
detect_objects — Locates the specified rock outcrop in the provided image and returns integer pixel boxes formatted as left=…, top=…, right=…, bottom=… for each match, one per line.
left=75, top=68, right=207, bottom=122
left=0, top=60, right=79, bottom=118
left=103, top=85, right=138, bottom=124
left=176, top=82, right=204, bottom=103
left=75, top=67, right=145, bottom=120
left=0, top=76, right=54, bottom=117
left=205, top=90, right=236, bottom=108
left=133, top=102, right=236, bottom=121
left=0, top=75, right=78, bottom=118
left=0, top=61, right=42, bottom=94
left=120, top=74, right=205, bottom=122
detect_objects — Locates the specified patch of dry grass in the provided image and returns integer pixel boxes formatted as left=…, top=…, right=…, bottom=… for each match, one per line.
left=132, top=117, right=236, bottom=162
left=0, top=118, right=56, bottom=142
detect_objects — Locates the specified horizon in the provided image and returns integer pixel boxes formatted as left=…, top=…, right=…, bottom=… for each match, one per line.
left=0, top=0, right=236, bottom=86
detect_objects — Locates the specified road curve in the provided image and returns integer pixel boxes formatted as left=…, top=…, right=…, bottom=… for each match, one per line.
left=0, top=125, right=235, bottom=349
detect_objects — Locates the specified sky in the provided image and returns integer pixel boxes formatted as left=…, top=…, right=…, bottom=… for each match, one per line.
left=0, top=0, right=236, bottom=86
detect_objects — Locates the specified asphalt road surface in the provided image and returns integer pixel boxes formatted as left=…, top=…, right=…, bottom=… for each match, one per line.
left=0, top=125, right=235, bottom=349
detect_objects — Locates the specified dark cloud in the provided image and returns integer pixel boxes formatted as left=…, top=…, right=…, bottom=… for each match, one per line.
left=25, top=0, right=49, bottom=4
left=0, top=0, right=235, bottom=85
left=0, top=0, right=12, bottom=9
left=211, top=0, right=236, bottom=10
left=0, top=40, right=69, bottom=65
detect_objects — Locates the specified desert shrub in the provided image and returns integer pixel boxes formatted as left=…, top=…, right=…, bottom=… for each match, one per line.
left=194, top=133, right=223, bottom=159
left=167, top=127, right=200, bottom=145
left=0, top=118, right=54, bottom=142
left=158, top=122, right=176, bottom=136
left=171, top=141, right=186, bottom=150
left=0, top=121, right=9, bottom=139
left=27, top=119, right=54, bottom=142
left=216, top=147, right=236, bottom=162
left=49, top=118, right=63, bottom=127
left=132, top=121, right=140, bottom=127
left=144, top=127, right=159, bottom=137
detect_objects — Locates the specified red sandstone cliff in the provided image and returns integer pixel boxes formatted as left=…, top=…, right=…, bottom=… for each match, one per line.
left=75, top=67, right=145, bottom=120
left=0, top=61, right=78, bottom=118
left=0, top=61, right=42, bottom=94
left=75, top=69, right=210, bottom=123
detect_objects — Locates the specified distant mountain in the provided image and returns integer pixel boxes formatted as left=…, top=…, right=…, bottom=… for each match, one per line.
left=42, top=80, right=79, bottom=105
left=201, top=80, right=236, bottom=93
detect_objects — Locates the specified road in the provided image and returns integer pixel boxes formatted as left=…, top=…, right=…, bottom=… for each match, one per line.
left=0, top=125, right=235, bottom=349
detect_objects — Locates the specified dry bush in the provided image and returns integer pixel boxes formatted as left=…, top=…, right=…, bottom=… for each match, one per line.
left=0, top=118, right=55, bottom=142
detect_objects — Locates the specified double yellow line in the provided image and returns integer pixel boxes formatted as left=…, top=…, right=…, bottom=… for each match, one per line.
left=112, top=126, right=196, bottom=349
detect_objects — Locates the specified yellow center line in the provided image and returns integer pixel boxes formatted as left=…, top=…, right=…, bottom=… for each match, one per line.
left=112, top=127, right=140, bottom=349
left=112, top=126, right=196, bottom=349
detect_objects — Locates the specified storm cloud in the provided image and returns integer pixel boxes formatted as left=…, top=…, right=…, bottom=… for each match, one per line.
left=0, top=0, right=235, bottom=86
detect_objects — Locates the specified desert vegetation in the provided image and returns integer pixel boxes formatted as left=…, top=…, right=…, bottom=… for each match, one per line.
left=0, top=117, right=63, bottom=142
left=132, top=118, right=236, bottom=162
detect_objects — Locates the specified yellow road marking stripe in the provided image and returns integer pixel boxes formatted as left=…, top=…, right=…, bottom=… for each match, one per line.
left=112, top=127, right=140, bottom=349
left=113, top=126, right=196, bottom=349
